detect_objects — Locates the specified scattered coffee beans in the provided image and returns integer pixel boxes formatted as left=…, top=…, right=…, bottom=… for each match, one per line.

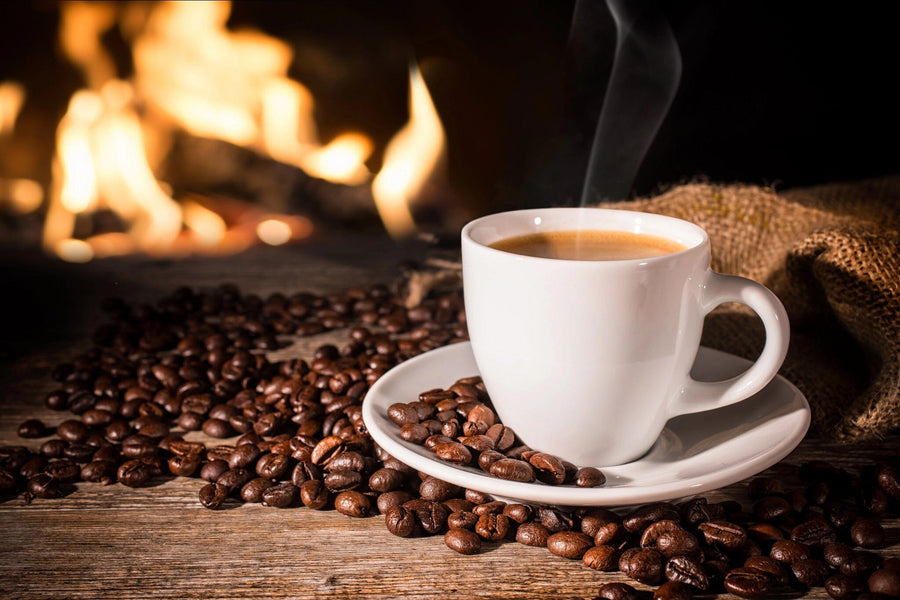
left=4, top=282, right=897, bottom=599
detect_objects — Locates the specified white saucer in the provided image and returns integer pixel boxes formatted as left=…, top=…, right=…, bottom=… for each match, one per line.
left=361, top=342, right=810, bottom=507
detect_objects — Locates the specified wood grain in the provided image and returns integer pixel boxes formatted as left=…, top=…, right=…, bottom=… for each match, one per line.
left=1, top=238, right=897, bottom=600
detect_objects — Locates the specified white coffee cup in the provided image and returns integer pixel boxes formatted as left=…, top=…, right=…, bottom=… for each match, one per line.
left=461, top=207, right=789, bottom=467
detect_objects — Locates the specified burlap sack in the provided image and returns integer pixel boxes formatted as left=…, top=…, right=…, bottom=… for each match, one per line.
left=602, top=176, right=900, bottom=442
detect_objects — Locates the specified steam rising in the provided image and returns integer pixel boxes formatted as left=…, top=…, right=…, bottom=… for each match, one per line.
left=580, top=0, right=681, bottom=204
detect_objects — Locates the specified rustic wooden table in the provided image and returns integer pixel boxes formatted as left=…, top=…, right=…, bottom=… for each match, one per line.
left=1, top=235, right=897, bottom=600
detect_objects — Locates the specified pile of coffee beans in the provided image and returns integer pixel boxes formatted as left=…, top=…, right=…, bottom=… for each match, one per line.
left=2, top=282, right=898, bottom=600
left=2, top=282, right=467, bottom=505
left=387, top=377, right=606, bottom=487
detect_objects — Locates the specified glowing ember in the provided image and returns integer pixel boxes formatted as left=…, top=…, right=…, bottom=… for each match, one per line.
left=372, top=65, right=446, bottom=239
left=54, top=239, right=94, bottom=263
left=257, top=219, right=293, bottom=246
left=0, top=178, right=43, bottom=214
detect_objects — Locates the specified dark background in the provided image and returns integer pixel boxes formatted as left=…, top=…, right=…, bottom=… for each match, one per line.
left=2, top=0, right=898, bottom=218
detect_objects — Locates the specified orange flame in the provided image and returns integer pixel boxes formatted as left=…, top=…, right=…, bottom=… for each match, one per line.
left=45, top=0, right=339, bottom=261
left=0, top=81, right=25, bottom=135
left=372, top=65, right=446, bottom=239
left=40, top=1, right=448, bottom=260
left=0, top=81, right=43, bottom=214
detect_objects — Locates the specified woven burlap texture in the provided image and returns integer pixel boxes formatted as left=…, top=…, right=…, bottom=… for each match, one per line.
left=601, top=176, right=900, bottom=442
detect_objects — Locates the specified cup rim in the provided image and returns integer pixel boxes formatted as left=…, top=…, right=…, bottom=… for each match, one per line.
left=461, top=207, right=708, bottom=264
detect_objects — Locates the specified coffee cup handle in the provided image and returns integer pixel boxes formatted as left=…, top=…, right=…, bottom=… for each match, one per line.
left=670, top=272, right=790, bottom=417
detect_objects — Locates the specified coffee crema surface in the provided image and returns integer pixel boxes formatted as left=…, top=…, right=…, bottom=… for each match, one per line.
left=489, top=229, right=687, bottom=261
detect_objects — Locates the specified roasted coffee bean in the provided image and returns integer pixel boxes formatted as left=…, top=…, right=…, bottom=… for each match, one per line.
left=583, top=545, right=619, bottom=571
left=45, top=459, right=80, bottom=482
left=619, top=547, right=665, bottom=585
left=623, top=502, right=680, bottom=533
left=596, top=582, right=640, bottom=600
left=240, top=477, right=274, bottom=503
left=791, top=558, right=832, bottom=587
left=489, top=458, right=534, bottom=482
left=580, top=508, right=621, bottom=537
left=200, top=459, right=229, bottom=483
left=641, top=520, right=683, bottom=549
left=753, top=495, right=792, bottom=521
left=575, top=466, right=606, bottom=487
left=26, top=473, right=60, bottom=499
left=445, top=528, right=481, bottom=554
left=658, top=530, right=701, bottom=559
left=216, top=468, right=252, bottom=493
left=485, top=423, right=515, bottom=452
left=528, top=452, right=566, bottom=485
left=368, top=467, right=405, bottom=493
left=724, top=567, right=772, bottom=599
left=399, top=423, right=429, bottom=444
left=17, top=419, right=48, bottom=438
left=412, top=500, right=450, bottom=535
left=516, top=522, right=550, bottom=547
left=770, top=539, right=812, bottom=563
left=39, top=439, right=67, bottom=459
left=447, top=511, right=479, bottom=530
left=228, top=444, right=261, bottom=469
left=594, top=521, right=626, bottom=547
left=791, top=516, right=837, bottom=546
left=433, top=442, right=472, bottom=465
left=859, top=483, right=890, bottom=517
left=841, top=551, right=884, bottom=578
left=502, top=503, right=533, bottom=524
left=877, top=465, right=900, bottom=499
left=198, top=482, right=229, bottom=509
left=826, top=500, right=860, bottom=530
left=299, top=478, right=330, bottom=510
left=259, top=482, right=297, bottom=508
left=654, top=581, right=693, bottom=600
left=477, top=449, right=504, bottom=472
left=81, top=459, right=118, bottom=484
left=744, top=555, right=791, bottom=587
left=825, top=573, right=867, bottom=600
left=324, top=469, right=362, bottom=492
left=539, top=507, right=574, bottom=532
left=851, top=518, right=886, bottom=548
left=384, top=505, right=417, bottom=537
left=825, top=542, right=857, bottom=570
left=419, top=476, right=460, bottom=502
left=387, top=403, right=420, bottom=426
left=472, top=500, right=506, bottom=516
left=376, top=490, right=412, bottom=514
left=168, top=453, right=201, bottom=477
left=748, top=476, right=787, bottom=499
left=680, top=497, right=726, bottom=527
left=665, top=555, right=709, bottom=590
left=202, top=418, right=233, bottom=438
left=19, top=456, right=47, bottom=479
left=56, top=419, right=89, bottom=443
left=698, top=520, right=747, bottom=551
left=117, top=459, right=153, bottom=487
left=255, top=452, right=291, bottom=480
left=475, top=513, right=509, bottom=541
left=547, top=531, right=593, bottom=559
left=868, top=569, right=900, bottom=596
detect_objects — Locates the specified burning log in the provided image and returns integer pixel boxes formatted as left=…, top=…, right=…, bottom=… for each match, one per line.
left=161, top=131, right=382, bottom=231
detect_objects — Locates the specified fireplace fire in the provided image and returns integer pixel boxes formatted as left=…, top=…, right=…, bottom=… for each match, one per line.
left=1, top=0, right=452, bottom=263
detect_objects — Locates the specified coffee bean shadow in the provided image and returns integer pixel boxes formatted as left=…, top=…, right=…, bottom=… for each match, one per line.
left=143, top=473, right=177, bottom=489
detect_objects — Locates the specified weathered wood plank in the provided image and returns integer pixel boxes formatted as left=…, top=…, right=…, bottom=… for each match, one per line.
left=1, top=239, right=897, bottom=600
